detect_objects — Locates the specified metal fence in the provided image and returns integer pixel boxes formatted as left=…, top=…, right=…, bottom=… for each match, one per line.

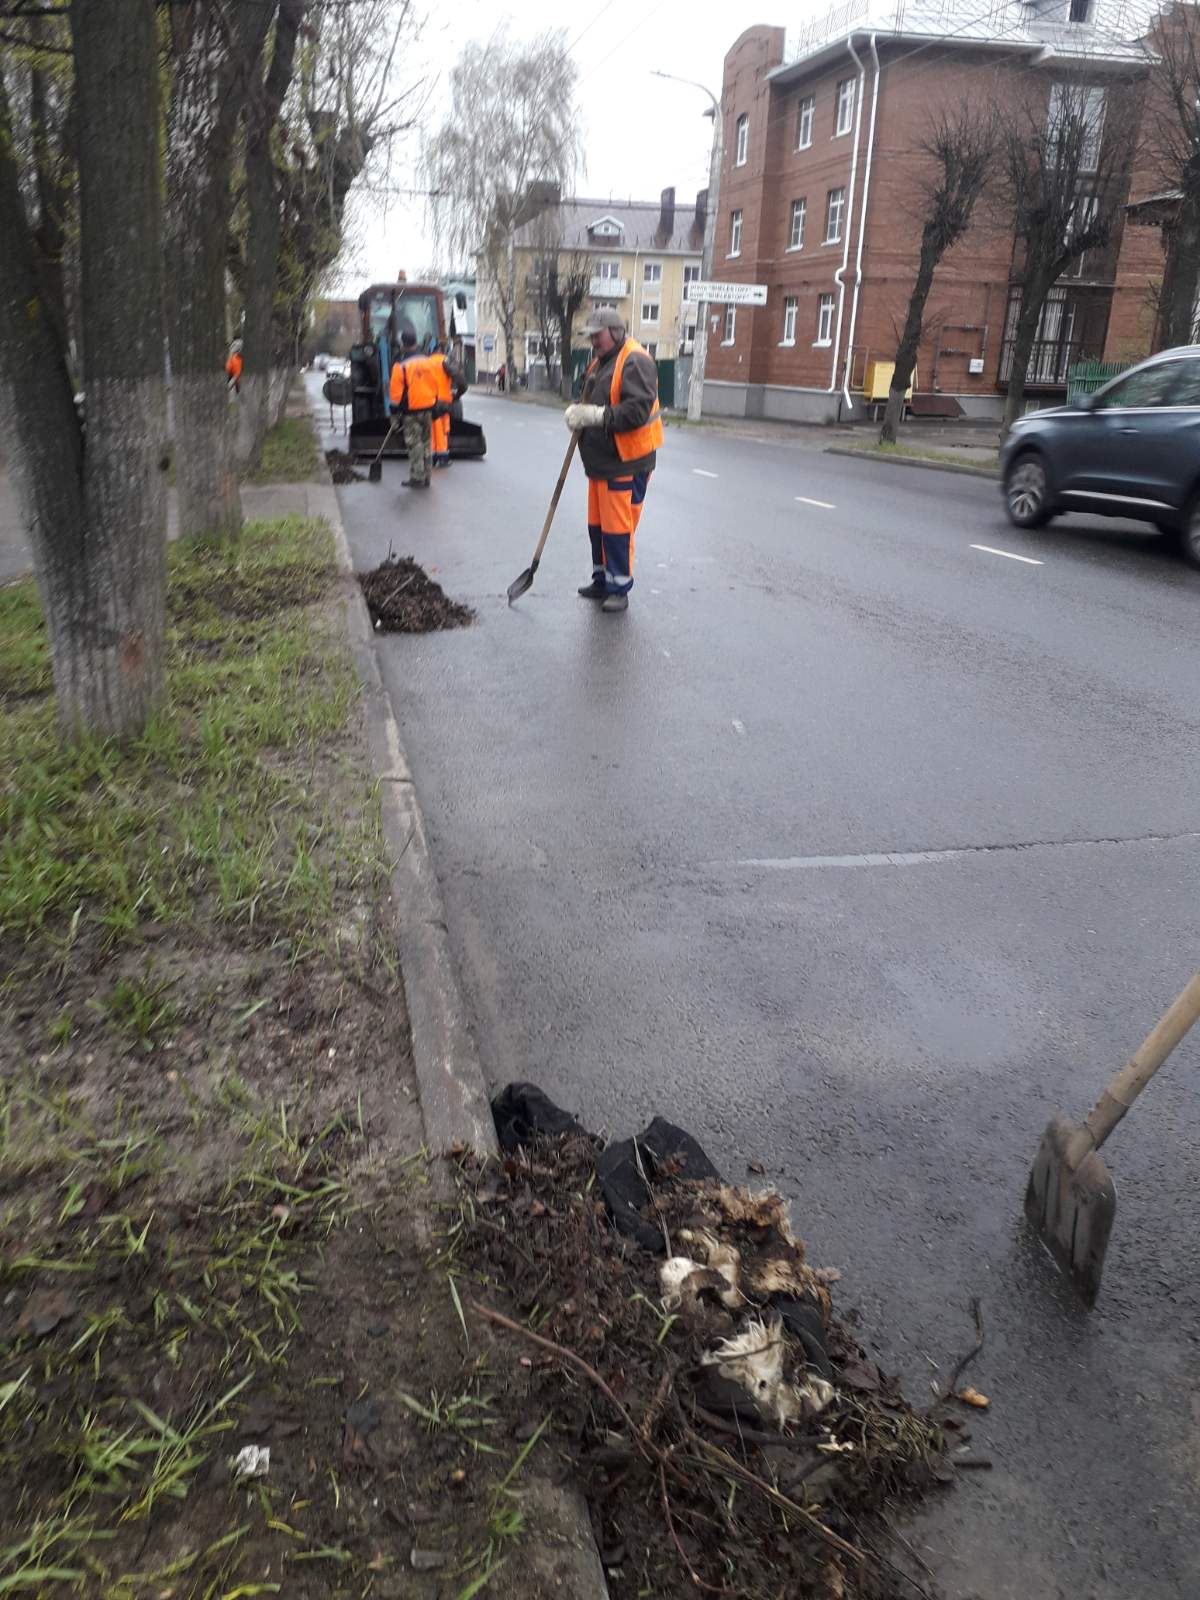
left=1066, top=358, right=1130, bottom=398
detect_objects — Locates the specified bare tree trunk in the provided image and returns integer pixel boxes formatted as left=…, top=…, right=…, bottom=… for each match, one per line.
left=1159, top=185, right=1200, bottom=347
left=238, top=0, right=305, bottom=470
left=165, top=0, right=271, bottom=543
left=30, top=59, right=72, bottom=364
left=0, top=1, right=168, bottom=741
left=880, top=243, right=937, bottom=445
left=1001, top=291, right=1046, bottom=435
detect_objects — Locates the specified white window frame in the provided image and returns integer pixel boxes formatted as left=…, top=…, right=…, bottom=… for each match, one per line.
left=796, top=95, right=814, bottom=150
left=824, top=186, right=845, bottom=245
left=781, top=296, right=797, bottom=346
left=683, top=322, right=697, bottom=351
left=596, top=257, right=622, bottom=282
left=729, top=209, right=742, bottom=258
left=723, top=305, right=737, bottom=346
left=644, top=341, right=658, bottom=360
left=1047, top=83, right=1106, bottom=173
left=640, top=298, right=660, bottom=326
left=683, top=263, right=701, bottom=288
left=788, top=197, right=807, bottom=252
left=815, top=293, right=834, bottom=347
left=835, top=78, right=856, bottom=137
left=735, top=113, right=749, bottom=167
left=643, top=260, right=662, bottom=285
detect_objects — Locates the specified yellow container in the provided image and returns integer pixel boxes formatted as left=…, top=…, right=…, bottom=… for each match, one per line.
left=864, top=359, right=914, bottom=402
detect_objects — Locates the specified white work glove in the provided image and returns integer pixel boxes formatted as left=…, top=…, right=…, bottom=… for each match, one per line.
left=564, top=403, right=605, bottom=431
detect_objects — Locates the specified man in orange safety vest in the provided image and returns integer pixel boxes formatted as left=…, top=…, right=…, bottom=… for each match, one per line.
left=563, top=307, right=663, bottom=614
left=388, top=329, right=437, bottom=488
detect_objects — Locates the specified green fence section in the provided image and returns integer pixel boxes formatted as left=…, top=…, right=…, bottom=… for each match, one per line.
left=656, top=358, right=676, bottom=409
left=1067, top=359, right=1130, bottom=398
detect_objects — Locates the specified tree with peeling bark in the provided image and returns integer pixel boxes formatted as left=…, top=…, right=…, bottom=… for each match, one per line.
left=1142, top=2, right=1200, bottom=348
left=236, top=0, right=308, bottom=472
left=0, top=0, right=167, bottom=739
left=423, top=31, right=581, bottom=392
left=879, top=103, right=996, bottom=446
left=998, top=72, right=1145, bottom=433
left=165, top=0, right=275, bottom=545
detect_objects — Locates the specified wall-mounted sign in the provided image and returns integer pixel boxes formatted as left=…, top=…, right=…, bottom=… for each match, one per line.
left=686, top=281, right=768, bottom=307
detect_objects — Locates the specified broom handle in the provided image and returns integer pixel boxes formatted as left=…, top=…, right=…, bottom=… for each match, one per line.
left=1084, top=971, right=1200, bottom=1149
left=530, top=433, right=579, bottom=567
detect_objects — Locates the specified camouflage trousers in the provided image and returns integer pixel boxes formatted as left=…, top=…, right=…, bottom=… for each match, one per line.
left=402, top=410, right=432, bottom=484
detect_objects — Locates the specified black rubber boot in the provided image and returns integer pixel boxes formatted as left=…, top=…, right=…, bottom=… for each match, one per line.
left=602, top=592, right=629, bottom=613
left=577, top=578, right=606, bottom=600
left=402, top=478, right=431, bottom=489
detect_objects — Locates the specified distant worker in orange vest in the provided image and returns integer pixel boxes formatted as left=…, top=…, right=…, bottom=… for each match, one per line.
left=563, top=307, right=663, bottom=614
left=225, top=339, right=243, bottom=394
left=429, top=342, right=467, bottom=469
left=388, top=329, right=437, bottom=488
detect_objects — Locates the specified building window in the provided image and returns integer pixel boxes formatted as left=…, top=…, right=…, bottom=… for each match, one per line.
left=1047, top=82, right=1106, bottom=172
left=644, top=342, right=658, bottom=359
left=643, top=260, right=662, bottom=284
left=835, top=78, right=856, bottom=136
left=596, top=258, right=622, bottom=282
left=641, top=299, right=660, bottom=325
left=723, top=305, right=736, bottom=345
left=683, top=263, right=701, bottom=294
left=735, top=113, right=749, bottom=166
left=796, top=95, right=814, bottom=150
left=729, top=209, right=742, bottom=257
left=816, top=293, right=834, bottom=346
left=1069, top=0, right=1090, bottom=19
left=788, top=197, right=807, bottom=251
left=824, top=186, right=845, bottom=244
left=781, top=296, right=797, bottom=345
left=684, top=323, right=697, bottom=350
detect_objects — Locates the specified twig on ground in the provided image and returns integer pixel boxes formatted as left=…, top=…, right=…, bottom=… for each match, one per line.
left=633, top=1135, right=672, bottom=1256
left=471, top=1214, right=539, bottom=1272
left=937, top=1297, right=985, bottom=1404
left=659, top=1461, right=734, bottom=1594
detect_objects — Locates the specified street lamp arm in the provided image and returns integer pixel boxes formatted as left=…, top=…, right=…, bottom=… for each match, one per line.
left=650, top=68, right=719, bottom=118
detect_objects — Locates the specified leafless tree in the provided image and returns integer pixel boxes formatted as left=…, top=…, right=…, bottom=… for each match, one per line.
left=880, top=102, right=996, bottom=444
left=423, top=29, right=580, bottom=392
left=997, top=72, right=1144, bottom=432
left=0, top=0, right=168, bottom=739
left=1142, top=2, right=1200, bottom=347
left=525, top=210, right=589, bottom=395
left=165, top=0, right=275, bottom=545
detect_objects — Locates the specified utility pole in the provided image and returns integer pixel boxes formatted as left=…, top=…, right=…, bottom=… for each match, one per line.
left=652, top=71, right=722, bottom=423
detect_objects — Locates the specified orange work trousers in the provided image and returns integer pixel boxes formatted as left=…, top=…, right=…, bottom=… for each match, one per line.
left=586, top=471, right=650, bottom=594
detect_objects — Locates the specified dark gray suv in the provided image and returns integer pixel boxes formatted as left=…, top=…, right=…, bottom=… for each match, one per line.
left=1000, top=346, right=1200, bottom=569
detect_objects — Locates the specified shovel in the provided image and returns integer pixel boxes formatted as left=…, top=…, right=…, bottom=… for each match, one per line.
left=507, top=432, right=579, bottom=604
left=1025, top=970, right=1200, bottom=1304
left=368, top=418, right=398, bottom=484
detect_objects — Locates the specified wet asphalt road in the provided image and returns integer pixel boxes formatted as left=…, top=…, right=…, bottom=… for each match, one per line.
left=320, top=377, right=1200, bottom=1599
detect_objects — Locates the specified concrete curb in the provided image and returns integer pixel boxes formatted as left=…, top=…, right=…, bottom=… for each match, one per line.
left=824, top=444, right=999, bottom=479
left=309, top=439, right=611, bottom=1600
left=310, top=469, right=498, bottom=1164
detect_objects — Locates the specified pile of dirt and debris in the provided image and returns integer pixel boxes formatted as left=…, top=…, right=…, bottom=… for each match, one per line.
left=325, top=448, right=364, bottom=483
left=358, top=552, right=474, bottom=633
left=453, top=1084, right=987, bottom=1600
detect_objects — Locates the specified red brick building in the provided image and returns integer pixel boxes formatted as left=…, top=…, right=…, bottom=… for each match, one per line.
left=703, top=3, right=1161, bottom=423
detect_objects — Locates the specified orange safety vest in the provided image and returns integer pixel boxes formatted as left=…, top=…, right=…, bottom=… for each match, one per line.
left=586, top=337, right=664, bottom=462
left=226, top=352, right=243, bottom=383
left=389, top=354, right=437, bottom=411
left=430, top=353, right=454, bottom=405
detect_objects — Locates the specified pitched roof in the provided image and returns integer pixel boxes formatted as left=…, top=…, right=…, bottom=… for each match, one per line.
left=512, top=195, right=706, bottom=256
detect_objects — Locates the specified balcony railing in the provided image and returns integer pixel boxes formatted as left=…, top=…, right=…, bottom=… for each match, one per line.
left=998, top=337, right=1100, bottom=388
left=589, top=277, right=628, bottom=298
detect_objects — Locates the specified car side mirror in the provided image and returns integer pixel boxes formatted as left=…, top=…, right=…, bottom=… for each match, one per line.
left=1073, top=391, right=1098, bottom=412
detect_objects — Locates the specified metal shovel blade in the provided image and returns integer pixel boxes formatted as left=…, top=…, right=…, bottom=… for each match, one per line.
left=506, top=557, right=538, bottom=606
left=1024, top=1112, right=1116, bottom=1306
left=368, top=460, right=383, bottom=483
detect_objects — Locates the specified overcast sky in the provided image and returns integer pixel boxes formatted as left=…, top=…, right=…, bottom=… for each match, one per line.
left=332, top=0, right=816, bottom=292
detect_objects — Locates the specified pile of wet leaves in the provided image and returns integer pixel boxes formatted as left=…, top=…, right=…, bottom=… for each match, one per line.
left=358, top=552, right=474, bottom=633
left=453, top=1105, right=975, bottom=1600
left=325, top=448, right=363, bottom=484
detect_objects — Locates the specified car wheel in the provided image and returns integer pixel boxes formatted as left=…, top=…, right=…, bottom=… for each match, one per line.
left=1004, top=451, right=1053, bottom=529
left=1182, top=499, right=1200, bottom=570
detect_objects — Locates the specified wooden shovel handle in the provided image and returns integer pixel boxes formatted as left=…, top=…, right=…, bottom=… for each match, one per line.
left=1084, top=971, right=1200, bottom=1150
left=530, top=432, right=579, bottom=568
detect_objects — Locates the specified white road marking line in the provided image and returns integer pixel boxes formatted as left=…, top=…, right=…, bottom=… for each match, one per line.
left=795, top=496, right=836, bottom=509
left=693, top=468, right=719, bottom=478
left=970, top=544, right=1043, bottom=566
left=731, top=719, right=745, bottom=736
left=661, top=648, right=671, bottom=658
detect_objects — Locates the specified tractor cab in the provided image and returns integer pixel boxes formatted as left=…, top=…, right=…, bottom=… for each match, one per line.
left=348, top=282, right=486, bottom=461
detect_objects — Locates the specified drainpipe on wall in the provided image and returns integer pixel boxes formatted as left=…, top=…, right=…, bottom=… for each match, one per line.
left=842, top=33, right=881, bottom=413
left=828, top=36, right=866, bottom=404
